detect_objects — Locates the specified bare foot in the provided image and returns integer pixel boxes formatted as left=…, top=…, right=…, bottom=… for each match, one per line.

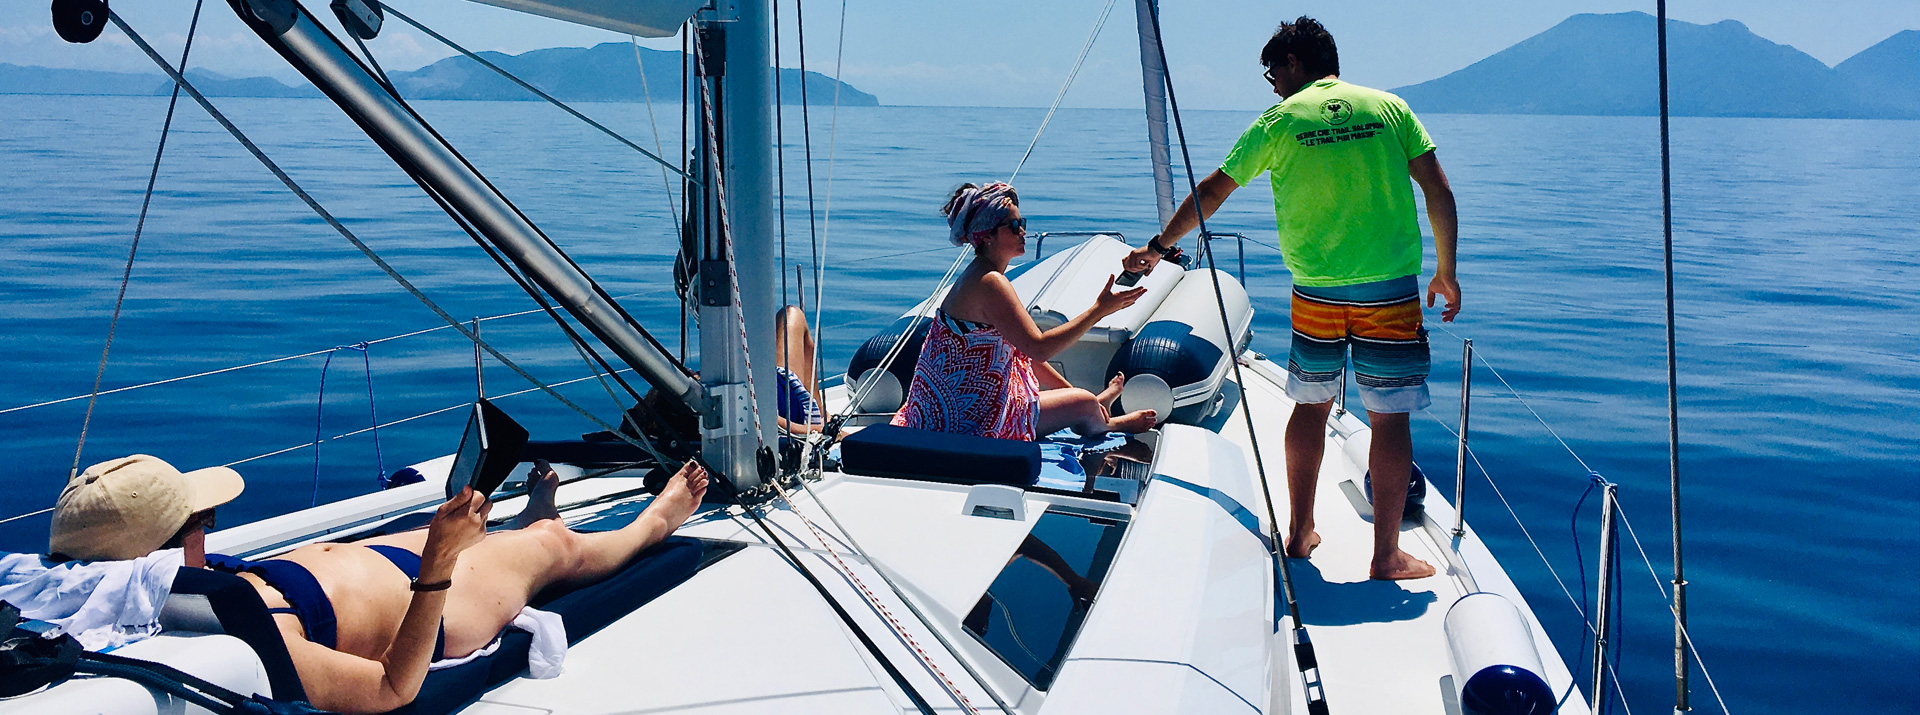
left=1106, top=409, right=1158, bottom=433
left=1370, top=550, right=1436, bottom=581
left=510, top=460, right=563, bottom=529
left=649, top=461, right=709, bottom=530
left=1097, top=373, right=1125, bottom=410
left=1285, top=529, right=1321, bottom=559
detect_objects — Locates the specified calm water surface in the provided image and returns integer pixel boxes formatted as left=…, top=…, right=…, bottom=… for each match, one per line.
left=0, top=95, right=1914, bottom=713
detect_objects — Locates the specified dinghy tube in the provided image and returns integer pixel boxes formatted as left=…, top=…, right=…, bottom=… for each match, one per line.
left=1106, top=268, right=1252, bottom=425
left=1444, top=592, right=1559, bottom=715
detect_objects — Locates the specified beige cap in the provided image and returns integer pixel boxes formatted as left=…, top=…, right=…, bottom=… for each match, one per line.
left=49, top=455, right=245, bottom=561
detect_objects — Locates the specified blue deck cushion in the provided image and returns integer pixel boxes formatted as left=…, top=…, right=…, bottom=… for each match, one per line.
left=839, top=424, right=1042, bottom=486
left=374, top=536, right=727, bottom=715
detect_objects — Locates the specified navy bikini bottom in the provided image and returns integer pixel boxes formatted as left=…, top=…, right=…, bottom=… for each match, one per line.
left=206, top=544, right=447, bottom=660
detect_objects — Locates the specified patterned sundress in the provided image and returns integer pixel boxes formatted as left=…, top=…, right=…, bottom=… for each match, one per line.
left=891, top=310, right=1040, bottom=441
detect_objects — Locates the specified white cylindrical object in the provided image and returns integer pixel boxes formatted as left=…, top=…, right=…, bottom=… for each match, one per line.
left=1444, top=593, right=1558, bottom=715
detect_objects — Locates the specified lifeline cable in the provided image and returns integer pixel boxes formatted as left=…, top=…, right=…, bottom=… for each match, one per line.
left=70, top=0, right=206, bottom=479
left=1144, top=6, right=1326, bottom=713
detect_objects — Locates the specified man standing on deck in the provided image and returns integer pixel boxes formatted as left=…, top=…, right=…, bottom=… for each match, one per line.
left=1123, top=16, right=1459, bottom=580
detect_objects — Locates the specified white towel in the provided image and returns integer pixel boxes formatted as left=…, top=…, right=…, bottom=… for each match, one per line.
left=426, top=606, right=567, bottom=679
left=0, top=549, right=185, bottom=651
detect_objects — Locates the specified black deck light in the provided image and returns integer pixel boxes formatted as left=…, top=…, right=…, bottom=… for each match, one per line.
left=50, top=0, right=108, bottom=44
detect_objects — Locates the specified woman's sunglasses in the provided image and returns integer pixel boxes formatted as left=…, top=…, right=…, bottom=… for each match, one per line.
left=1000, top=217, right=1028, bottom=233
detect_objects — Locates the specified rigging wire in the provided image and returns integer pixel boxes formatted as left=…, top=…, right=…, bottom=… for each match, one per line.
left=69, top=0, right=206, bottom=479
left=773, top=0, right=789, bottom=303
left=630, top=37, right=684, bottom=228
left=715, top=483, right=938, bottom=714
left=376, top=3, right=693, bottom=182
left=1007, top=0, right=1118, bottom=182
left=341, top=14, right=691, bottom=394
left=1140, top=8, right=1340, bottom=713
left=792, top=0, right=825, bottom=380
left=1654, top=3, right=1692, bottom=712
left=107, top=12, right=674, bottom=472
left=807, top=0, right=850, bottom=387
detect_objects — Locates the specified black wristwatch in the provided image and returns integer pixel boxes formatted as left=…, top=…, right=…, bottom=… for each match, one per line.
left=1148, top=234, right=1182, bottom=261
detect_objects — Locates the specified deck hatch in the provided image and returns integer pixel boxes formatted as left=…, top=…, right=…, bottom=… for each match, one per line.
left=962, top=507, right=1128, bottom=690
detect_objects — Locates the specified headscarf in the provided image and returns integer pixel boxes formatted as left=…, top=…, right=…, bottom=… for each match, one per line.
left=945, top=182, right=1019, bottom=247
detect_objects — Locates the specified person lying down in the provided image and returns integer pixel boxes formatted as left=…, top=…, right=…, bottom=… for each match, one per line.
left=41, top=454, right=709, bottom=714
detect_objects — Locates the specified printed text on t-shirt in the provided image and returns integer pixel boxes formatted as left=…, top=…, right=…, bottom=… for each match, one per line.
left=1292, top=121, right=1386, bottom=148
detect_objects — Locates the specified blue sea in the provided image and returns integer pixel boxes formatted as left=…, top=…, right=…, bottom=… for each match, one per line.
left=1, top=94, right=1914, bottom=713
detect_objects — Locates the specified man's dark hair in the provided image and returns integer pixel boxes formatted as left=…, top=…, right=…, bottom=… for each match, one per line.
left=1260, top=16, right=1339, bottom=78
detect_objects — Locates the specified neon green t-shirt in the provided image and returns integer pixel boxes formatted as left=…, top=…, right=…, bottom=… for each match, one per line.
left=1219, top=78, right=1436, bottom=287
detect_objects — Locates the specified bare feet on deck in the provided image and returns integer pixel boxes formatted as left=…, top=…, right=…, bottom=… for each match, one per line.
left=1370, top=549, right=1436, bottom=581
left=650, top=461, right=709, bottom=530
left=1107, top=409, right=1158, bottom=433
left=1097, top=373, right=1125, bottom=410
left=1284, top=529, right=1321, bottom=559
left=510, top=460, right=563, bottom=529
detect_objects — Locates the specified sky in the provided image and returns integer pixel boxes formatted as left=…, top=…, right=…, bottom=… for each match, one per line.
left=1, top=0, right=1914, bottom=110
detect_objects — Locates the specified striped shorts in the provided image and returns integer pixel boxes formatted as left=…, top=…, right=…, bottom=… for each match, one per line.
left=1285, top=275, right=1432, bottom=414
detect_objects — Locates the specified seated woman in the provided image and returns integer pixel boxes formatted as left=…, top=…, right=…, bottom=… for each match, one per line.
left=892, top=182, right=1158, bottom=440
left=45, top=453, right=708, bottom=715
left=775, top=305, right=826, bottom=434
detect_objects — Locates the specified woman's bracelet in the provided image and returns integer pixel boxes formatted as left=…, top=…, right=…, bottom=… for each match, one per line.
left=410, top=577, right=453, bottom=593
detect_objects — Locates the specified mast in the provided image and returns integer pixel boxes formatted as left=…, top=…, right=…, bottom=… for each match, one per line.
left=694, top=0, right=778, bottom=491
left=1133, top=0, right=1176, bottom=227
left=224, top=0, right=704, bottom=415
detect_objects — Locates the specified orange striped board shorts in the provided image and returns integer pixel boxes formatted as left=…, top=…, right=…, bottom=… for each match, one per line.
left=1285, top=275, right=1432, bottom=414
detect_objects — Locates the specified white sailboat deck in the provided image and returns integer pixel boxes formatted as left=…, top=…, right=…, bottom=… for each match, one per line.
left=1226, top=358, right=1585, bottom=714
left=424, top=355, right=1586, bottom=714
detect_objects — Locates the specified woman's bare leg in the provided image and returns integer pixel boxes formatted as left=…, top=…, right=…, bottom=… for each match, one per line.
left=425, top=462, right=710, bottom=656
left=1038, top=388, right=1158, bottom=436
left=776, top=306, right=821, bottom=407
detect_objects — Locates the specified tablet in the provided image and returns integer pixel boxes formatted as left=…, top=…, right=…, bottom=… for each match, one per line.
left=446, top=398, right=529, bottom=500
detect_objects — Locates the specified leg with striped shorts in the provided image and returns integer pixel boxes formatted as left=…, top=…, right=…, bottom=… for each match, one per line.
left=1280, top=275, right=1436, bottom=580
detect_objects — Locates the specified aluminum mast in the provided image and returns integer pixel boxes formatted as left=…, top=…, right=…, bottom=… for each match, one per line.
left=694, top=0, right=778, bottom=490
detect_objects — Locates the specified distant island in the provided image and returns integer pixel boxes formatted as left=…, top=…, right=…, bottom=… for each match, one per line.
left=1394, top=13, right=1918, bottom=119
left=0, top=41, right=877, bottom=106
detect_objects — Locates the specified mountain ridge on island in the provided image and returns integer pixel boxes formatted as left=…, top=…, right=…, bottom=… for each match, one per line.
left=1391, top=13, right=1918, bottom=120
left=0, top=41, right=876, bottom=106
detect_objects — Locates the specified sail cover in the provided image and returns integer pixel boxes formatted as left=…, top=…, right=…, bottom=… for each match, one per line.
left=1133, top=0, right=1175, bottom=227
left=464, top=0, right=704, bottom=37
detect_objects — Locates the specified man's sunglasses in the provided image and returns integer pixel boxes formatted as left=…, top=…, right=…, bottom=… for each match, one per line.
left=1263, top=67, right=1278, bottom=83
left=1000, top=217, right=1027, bottom=233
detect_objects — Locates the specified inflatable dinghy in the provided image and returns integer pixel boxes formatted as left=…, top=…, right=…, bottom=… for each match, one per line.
left=846, top=235, right=1251, bottom=426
